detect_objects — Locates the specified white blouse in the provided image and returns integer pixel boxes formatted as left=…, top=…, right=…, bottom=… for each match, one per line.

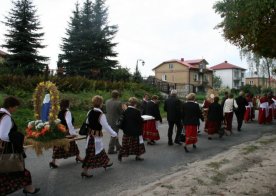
left=0, top=108, right=12, bottom=142
left=223, top=98, right=238, bottom=113
left=64, top=110, right=76, bottom=135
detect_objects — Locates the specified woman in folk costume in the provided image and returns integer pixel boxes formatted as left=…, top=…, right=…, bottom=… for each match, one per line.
left=182, top=93, right=204, bottom=153
left=118, top=97, right=146, bottom=161
left=0, top=96, right=40, bottom=195
left=49, top=99, right=83, bottom=169
left=223, top=94, right=238, bottom=134
left=206, top=96, right=224, bottom=140
left=82, top=96, right=117, bottom=178
left=244, top=93, right=252, bottom=123
left=258, top=94, right=268, bottom=124
left=144, top=95, right=162, bottom=145
left=202, top=96, right=212, bottom=132
left=267, top=92, right=274, bottom=123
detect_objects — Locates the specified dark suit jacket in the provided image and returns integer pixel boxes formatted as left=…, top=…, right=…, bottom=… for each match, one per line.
left=122, top=107, right=143, bottom=137
left=164, top=96, right=182, bottom=122
left=141, top=100, right=148, bottom=115
left=182, top=101, right=204, bottom=125
left=105, top=98, right=123, bottom=131
left=146, top=101, right=162, bottom=122
left=207, top=102, right=223, bottom=122
left=235, top=96, right=248, bottom=113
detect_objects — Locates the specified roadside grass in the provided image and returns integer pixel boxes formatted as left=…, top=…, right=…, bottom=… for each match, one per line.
left=242, top=145, right=259, bottom=155
left=160, top=184, right=174, bottom=189
left=206, top=159, right=230, bottom=170
left=257, top=138, right=276, bottom=145
left=210, top=171, right=227, bottom=185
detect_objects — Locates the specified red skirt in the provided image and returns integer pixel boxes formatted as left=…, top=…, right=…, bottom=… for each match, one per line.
left=82, top=136, right=110, bottom=169
left=0, top=169, right=32, bottom=195
left=267, top=108, right=273, bottom=123
left=52, top=141, right=80, bottom=159
left=184, top=125, right=198, bottom=145
left=205, top=121, right=221, bottom=135
left=119, top=135, right=145, bottom=157
left=258, top=108, right=266, bottom=124
left=224, top=112, right=233, bottom=131
left=143, top=120, right=160, bottom=141
left=244, top=107, right=251, bottom=122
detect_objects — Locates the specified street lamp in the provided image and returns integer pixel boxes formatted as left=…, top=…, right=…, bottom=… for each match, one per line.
left=136, top=59, right=145, bottom=73
left=134, top=59, right=145, bottom=82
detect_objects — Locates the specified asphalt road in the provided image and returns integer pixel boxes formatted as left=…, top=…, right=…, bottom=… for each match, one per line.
left=10, top=116, right=275, bottom=196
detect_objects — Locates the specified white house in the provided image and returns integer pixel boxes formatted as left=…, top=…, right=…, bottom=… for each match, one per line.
left=209, top=61, right=246, bottom=89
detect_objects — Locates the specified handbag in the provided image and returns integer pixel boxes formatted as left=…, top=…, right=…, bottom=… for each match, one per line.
left=79, top=110, right=92, bottom=136
left=0, top=143, right=25, bottom=173
left=115, top=113, right=125, bottom=129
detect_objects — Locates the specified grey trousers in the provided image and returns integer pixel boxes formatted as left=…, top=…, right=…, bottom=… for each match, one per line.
left=108, top=129, right=121, bottom=153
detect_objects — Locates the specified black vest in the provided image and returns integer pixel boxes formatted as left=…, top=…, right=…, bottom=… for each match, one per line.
left=87, top=109, right=103, bottom=136
left=58, top=110, right=74, bottom=130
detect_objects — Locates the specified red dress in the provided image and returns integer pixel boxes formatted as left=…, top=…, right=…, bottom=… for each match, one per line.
left=258, top=97, right=268, bottom=124
left=185, top=125, right=198, bottom=145
left=244, top=96, right=251, bottom=122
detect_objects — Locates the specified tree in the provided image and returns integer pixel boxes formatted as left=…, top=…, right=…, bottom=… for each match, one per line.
left=60, top=0, right=118, bottom=78
left=213, top=0, right=276, bottom=58
left=213, top=75, right=222, bottom=89
left=2, top=0, right=48, bottom=75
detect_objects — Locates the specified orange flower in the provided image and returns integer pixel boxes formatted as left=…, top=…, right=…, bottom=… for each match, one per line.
left=57, top=124, right=66, bottom=133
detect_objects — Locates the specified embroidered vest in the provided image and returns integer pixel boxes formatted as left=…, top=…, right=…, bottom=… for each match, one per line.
left=87, top=110, right=103, bottom=137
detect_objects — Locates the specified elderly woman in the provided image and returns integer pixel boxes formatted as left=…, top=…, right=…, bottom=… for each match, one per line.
left=118, top=97, right=145, bottom=161
left=223, top=94, right=238, bottom=134
left=81, top=96, right=117, bottom=178
left=0, top=96, right=40, bottom=195
left=182, top=93, right=204, bottom=152
left=49, top=99, right=83, bottom=168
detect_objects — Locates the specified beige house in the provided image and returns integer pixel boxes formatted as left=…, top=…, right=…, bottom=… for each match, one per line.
left=245, top=77, right=276, bottom=89
left=152, top=58, right=213, bottom=95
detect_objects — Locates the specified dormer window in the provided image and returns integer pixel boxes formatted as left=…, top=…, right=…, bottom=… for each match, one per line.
left=169, top=63, right=174, bottom=69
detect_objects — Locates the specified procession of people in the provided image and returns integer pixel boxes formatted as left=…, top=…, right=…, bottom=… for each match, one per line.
left=0, top=89, right=276, bottom=195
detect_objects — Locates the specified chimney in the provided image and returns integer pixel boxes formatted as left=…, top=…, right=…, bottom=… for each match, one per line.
left=224, top=60, right=228, bottom=63
left=181, top=58, right=184, bottom=62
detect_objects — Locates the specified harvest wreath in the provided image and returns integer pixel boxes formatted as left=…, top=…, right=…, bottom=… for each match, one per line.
left=25, top=81, right=70, bottom=155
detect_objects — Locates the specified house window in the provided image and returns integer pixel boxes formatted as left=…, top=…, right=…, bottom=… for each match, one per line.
left=204, top=75, right=208, bottom=82
left=169, top=63, right=174, bottom=69
left=162, top=74, right=167, bottom=81
left=249, top=80, right=254, bottom=85
left=193, top=73, right=198, bottom=82
left=241, top=72, right=244, bottom=78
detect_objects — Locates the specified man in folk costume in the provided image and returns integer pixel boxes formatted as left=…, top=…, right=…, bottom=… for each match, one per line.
left=182, top=93, right=204, bottom=153
left=202, top=94, right=214, bottom=132
left=267, top=92, right=274, bottom=123
left=235, top=91, right=248, bottom=131
left=223, top=94, right=238, bottom=134
left=244, top=93, right=252, bottom=123
left=258, top=94, right=268, bottom=124
left=144, top=95, right=162, bottom=145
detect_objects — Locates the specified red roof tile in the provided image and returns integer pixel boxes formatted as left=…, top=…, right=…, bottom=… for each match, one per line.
left=209, top=61, right=246, bottom=70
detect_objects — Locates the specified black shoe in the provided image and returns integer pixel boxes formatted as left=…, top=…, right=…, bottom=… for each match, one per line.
left=184, top=146, right=189, bottom=153
left=103, top=162, right=113, bottom=170
left=23, top=188, right=40, bottom=195
left=81, top=172, right=93, bottom=178
left=193, top=144, right=197, bottom=149
left=168, top=141, right=173, bottom=146
left=135, top=156, right=144, bottom=161
left=208, top=137, right=212, bottom=140
left=49, top=162, right=58, bottom=169
left=174, top=141, right=182, bottom=145
left=75, top=157, right=83, bottom=163
left=147, top=141, right=154, bottom=145
left=238, top=128, right=241, bottom=132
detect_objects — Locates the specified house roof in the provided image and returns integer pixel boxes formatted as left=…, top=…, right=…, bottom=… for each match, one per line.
left=209, top=61, right=246, bottom=70
left=0, top=50, right=8, bottom=57
left=152, top=58, right=211, bottom=71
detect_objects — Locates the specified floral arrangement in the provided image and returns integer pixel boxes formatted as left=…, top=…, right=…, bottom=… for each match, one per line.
left=33, top=81, right=60, bottom=122
left=26, top=119, right=67, bottom=142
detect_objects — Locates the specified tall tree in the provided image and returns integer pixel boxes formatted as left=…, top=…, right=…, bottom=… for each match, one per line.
left=2, top=0, right=48, bottom=75
left=60, top=2, right=82, bottom=76
left=60, top=0, right=118, bottom=78
left=213, top=0, right=276, bottom=58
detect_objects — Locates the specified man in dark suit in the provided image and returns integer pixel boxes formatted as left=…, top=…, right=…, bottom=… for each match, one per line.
left=106, top=90, right=123, bottom=154
left=164, top=90, right=182, bottom=145
left=141, top=93, right=149, bottom=115
left=235, top=91, right=248, bottom=131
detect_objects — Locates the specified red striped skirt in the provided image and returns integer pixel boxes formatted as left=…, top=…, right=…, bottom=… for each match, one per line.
left=52, top=141, right=80, bottom=159
left=143, top=120, right=160, bottom=141
left=119, top=135, right=145, bottom=157
left=224, top=112, right=233, bottom=131
left=82, top=136, right=109, bottom=169
left=184, top=125, right=198, bottom=145
left=0, top=169, right=32, bottom=195
left=258, top=108, right=266, bottom=124
left=205, top=120, right=221, bottom=135
left=244, top=107, right=251, bottom=122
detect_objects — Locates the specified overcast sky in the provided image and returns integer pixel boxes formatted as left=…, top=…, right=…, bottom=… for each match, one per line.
left=0, top=0, right=247, bottom=76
